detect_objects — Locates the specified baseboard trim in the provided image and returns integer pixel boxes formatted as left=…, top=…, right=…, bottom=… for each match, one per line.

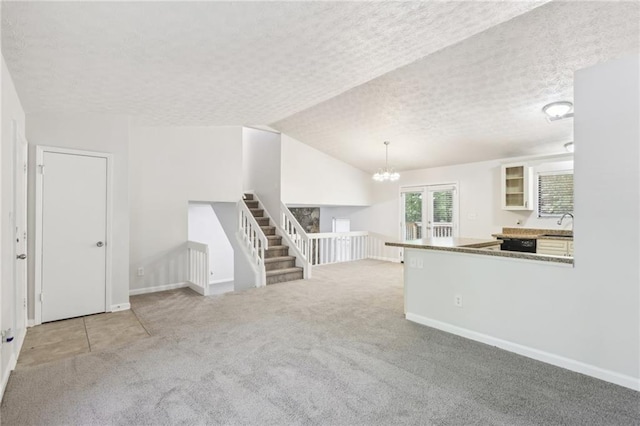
left=15, top=327, right=26, bottom=358
left=405, top=312, right=640, bottom=391
left=1, top=353, right=17, bottom=402
left=210, top=278, right=234, bottom=285
left=187, top=282, right=209, bottom=296
left=129, top=282, right=188, bottom=296
left=110, top=303, right=131, bottom=312
left=27, top=319, right=35, bottom=327
left=368, top=256, right=401, bottom=263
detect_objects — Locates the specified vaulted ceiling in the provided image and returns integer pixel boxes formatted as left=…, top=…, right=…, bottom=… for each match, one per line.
left=2, top=1, right=638, bottom=172
left=272, top=1, right=640, bottom=171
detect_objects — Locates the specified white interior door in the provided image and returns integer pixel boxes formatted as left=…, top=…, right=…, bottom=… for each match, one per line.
left=40, top=151, right=108, bottom=322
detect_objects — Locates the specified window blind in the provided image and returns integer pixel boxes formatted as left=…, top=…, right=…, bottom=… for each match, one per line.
left=432, top=191, right=453, bottom=223
left=538, top=172, right=574, bottom=216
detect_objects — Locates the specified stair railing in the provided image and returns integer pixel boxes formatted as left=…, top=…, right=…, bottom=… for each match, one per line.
left=280, top=202, right=311, bottom=278
left=307, top=231, right=369, bottom=265
left=238, top=197, right=268, bottom=287
left=187, top=240, right=210, bottom=295
left=280, top=202, right=310, bottom=259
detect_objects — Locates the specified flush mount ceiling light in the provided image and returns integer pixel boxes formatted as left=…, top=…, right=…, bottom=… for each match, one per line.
left=372, top=141, right=400, bottom=182
left=543, top=101, right=574, bottom=122
left=564, top=142, right=575, bottom=153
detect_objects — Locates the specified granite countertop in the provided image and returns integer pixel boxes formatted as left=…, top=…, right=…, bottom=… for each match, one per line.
left=492, top=227, right=573, bottom=241
left=389, top=237, right=499, bottom=249
left=385, top=236, right=573, bottom=265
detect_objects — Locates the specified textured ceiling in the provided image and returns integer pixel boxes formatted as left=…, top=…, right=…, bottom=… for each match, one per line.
left=1, top=1, right=546, bottom=126
left=273, top=1, right=640, bottom=172
left=3, top=2, right=638, bottom=172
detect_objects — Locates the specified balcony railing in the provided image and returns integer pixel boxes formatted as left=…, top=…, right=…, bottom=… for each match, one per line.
left=404, top=222, right=454, bottom=239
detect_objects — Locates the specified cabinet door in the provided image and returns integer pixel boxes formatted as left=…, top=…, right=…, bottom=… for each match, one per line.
left=537, top=239, right=569, bottom=256
left=501, top=163, right=533, bottom=210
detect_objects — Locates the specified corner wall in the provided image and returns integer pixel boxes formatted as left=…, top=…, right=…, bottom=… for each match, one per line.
left=188, top=203, right=234, bottom=284
left=1, top=55, right=26, bottom=395
left=572, top=55, right=639, bottom=382
left=129, top=126, right=242, bottom=292
left=242, top=127, right=281, bottom=216
left=281, top=134, right=373, bottom=206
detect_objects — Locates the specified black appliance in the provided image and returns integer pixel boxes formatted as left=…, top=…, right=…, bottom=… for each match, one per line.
left=500, top=238, right=536, bottom=253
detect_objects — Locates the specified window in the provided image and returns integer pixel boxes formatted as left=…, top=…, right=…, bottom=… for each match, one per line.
left=538, top=171, right=574, bottom=217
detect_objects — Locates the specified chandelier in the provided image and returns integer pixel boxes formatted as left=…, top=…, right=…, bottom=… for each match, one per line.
left=372, top=141, right=400, bottom=182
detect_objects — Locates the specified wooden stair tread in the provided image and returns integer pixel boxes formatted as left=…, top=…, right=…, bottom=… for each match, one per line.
left=266, top=245, right=288, bottom=250
left=266, top=267, right=303, bottom=276
left=264, top=256, right=295, bottom=263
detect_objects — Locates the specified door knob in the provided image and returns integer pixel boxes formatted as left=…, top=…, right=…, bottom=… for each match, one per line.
left=16, top=254, right=26, bottom=260
left=96, top=241, right=104, bottom=247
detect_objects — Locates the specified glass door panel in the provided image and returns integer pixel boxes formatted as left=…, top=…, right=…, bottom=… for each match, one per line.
left=402, top=192, right=423, bottom=241
left=427, top=187, right=456, bottom=237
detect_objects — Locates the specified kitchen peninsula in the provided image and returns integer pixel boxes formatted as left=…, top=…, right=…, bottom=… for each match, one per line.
left=384, top=233, right=581, bottom=389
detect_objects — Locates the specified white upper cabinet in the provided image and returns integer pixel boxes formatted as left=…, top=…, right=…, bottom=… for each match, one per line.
left=501, top=163, right=533, bottom=210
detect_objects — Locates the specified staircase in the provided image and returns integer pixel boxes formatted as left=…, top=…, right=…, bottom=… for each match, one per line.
left=243, top=194, right=304, bottom=285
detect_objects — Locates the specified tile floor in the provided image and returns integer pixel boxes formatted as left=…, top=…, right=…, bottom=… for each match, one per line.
left=17, top=310, right=150, bottom=368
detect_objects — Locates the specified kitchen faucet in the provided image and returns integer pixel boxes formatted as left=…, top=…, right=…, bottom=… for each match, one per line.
left=557, top=213, right=574, bottom=227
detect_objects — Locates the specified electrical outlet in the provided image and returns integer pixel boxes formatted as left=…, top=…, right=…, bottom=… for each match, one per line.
left=409, top=258, right=417, bottom=268
left=454, top=295, right=463, bottom=307
left=137, top=267, right=144, bottom=277
left=416, top=259, right=424, bottom=269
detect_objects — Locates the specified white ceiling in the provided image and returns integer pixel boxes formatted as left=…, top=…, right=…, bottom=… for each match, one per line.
left=273, top=1, right=640, bottom=171
left=1, top=1, right=545, bottom=125
left=2, top=1, right=638, bottom=172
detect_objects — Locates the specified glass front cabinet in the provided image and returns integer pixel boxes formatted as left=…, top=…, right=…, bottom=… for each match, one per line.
left=501, top=163, right=533, bottom=210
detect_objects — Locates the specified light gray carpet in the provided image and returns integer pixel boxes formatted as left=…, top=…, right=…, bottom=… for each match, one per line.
left=1, top=259, right=638, bottom=425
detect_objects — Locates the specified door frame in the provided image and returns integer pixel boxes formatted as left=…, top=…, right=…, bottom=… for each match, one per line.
left=34, top=146, right=114, bottom=325
left=12, top=120, right=28, bottom=346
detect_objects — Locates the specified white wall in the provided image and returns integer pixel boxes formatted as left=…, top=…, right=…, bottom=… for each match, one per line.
left=281, top=134, right=373, bottom=206
left=188, top=203, right=234, bottom=284
left=243, top=127, right=281, bottom=217
left=349, top=183, right=399, bottom=238
left=404, top=56, right=639, bottom=389
left=129, top=126, right=242, bottom=292
left=1, top=55, right=26, bottom=394
left=318, top=206, right=365, bottom=232
left=572, top=55, right=639, bottom=384
left=356, top=154, right=574, bottom=245
left=26, top=112, right=130, bottom=312
left=211, top=202, right=259, bottom=291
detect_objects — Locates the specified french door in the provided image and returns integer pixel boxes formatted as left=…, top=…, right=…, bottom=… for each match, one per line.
left=401, top=184, right=458, bottom=241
